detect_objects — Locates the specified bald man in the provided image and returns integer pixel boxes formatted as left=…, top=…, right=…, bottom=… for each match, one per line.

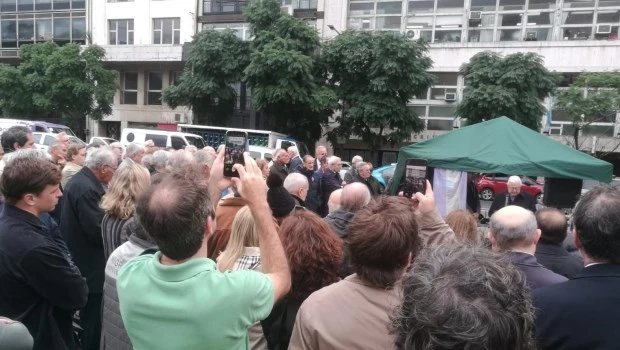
left=488, top=206, right=567, bottom=290
left=488, top=176, right=537, bottom=217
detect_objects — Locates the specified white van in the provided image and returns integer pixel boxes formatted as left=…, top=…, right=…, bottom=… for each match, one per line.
left=120, top=128, right=206, bottom=150
left=249, top=145, right=273, bottom=162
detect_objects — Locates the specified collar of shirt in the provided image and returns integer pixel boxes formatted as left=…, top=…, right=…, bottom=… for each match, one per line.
left=585, top=262, right=603, bottom=268
left=2, top=203, right=45, bottom=231
left=148, top=251, right=217, bottom=282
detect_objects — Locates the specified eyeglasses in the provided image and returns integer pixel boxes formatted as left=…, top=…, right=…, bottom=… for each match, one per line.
left=108, top=164, right=118, bottom=172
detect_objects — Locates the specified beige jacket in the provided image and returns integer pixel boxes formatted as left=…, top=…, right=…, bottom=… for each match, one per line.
left=288, top=208, right=454, bottom=350
left=61, top=162, right=82, bottom=188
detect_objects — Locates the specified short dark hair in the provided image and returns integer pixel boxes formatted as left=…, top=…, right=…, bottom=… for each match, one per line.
left=347, top=196, right=421, bottom=288
left=66, top=144, right=86, bottom=162
left=1, top=126, right=31, bottom=152
left=392, top=244, right=536, bottom=350
left=135, top=171, right=213, bottom=260
left=573, top=185, right=620, bottom=263
left=1, top=157, right=61, bottom=204
left=536, top=207, right=567, bottom=245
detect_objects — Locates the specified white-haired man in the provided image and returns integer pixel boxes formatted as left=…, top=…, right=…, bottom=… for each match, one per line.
left=269, top=148, right=290, bottom=182
left=344, top=155, right=363, bottom=184
left=120, top=143, right=145, bottom=169
left=288, top=146, right=302, bottom=172
left=284, top=173, right=309, bottom=207
left=320, top=156, right=343, bottom=217
left=488, top=175, right=537, bottom=217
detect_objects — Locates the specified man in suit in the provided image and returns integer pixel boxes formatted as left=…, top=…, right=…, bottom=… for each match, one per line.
left=488, top=205, right=567, bottom=290
left=61, top=147, right=117, bottom=350
left=534, top=208, right=583, bottom=278
left=488, top=176, right=537, bottom=217
left=533, top=185, right=620, bottom=350
left=287, top=146, right=302, bottom=172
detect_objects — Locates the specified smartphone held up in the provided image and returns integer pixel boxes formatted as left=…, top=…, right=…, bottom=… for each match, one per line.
left=223, top=131, right=248, bottom=178
left=401, top=158, right=428, bottom=198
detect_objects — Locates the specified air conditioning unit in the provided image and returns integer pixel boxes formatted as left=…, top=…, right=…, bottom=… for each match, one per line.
left=468, top=11, right=482, bottom=20
left=280, top=5, right=293, bottom=16
left=174, top=113, right=187, bottom=123
left=525, top=31, right=538, bottom=41
left=405, top=29, right=420, bottom=40
left=444, top=92, right=457, bottom=102
left=596, top=24, right=612, bottom=34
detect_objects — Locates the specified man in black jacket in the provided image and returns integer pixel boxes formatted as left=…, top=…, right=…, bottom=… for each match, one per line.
left=466, top=172, right=481, bottom=219
left=61, top=147, right=117, bottom=350
left=534, top=208, right=583, bottom=278
left=0, top=155, right=88, bottom=350
left=488, top=176, right=537, bottom=217
left=320, top=156, right=343, bottom=217
left=269, top=149, right=290, bottom=182
left=534, top=185, right=620, bottom=350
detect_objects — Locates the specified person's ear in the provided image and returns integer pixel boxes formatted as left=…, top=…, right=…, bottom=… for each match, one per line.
left=23, top=193, right=36, bottom=206
left=573, top=228, right=583, bottom=250
left=533, top=229, right=541, bottom=245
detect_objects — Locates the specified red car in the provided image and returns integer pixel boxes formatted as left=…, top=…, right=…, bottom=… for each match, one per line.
left=476, top=174, right=544, bottom=201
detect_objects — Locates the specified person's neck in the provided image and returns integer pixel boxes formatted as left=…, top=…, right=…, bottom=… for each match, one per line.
left=159, top=244, right=208, bottom=266
left=580, top=251, right=605, bottom=266
left=13, top=202, right=40, bottom=217
left=509, top=246, right=536, bottom=256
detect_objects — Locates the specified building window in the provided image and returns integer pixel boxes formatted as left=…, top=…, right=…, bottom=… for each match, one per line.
left=53, top=0, right=69, bottom=10
left=348, top=0, right=403, bottom=32
left=170, top=71, right=182, bottom=86
left=109, top=19, right=134, bottom=45
left=121, top=72, right=138, bottom=105
left=153, top=18, right=180, bottom=44
left=35, top=0, right=51, bottom=10
left=17, top=0, right=34, bottom=12
left=147, top=72, right=163, bottom=105
left=203, top=0, right=249, bottom=14
left=203, top=22, right=252, bottom=40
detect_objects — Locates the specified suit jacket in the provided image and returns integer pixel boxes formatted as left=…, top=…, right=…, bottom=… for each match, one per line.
left=466, top=179, right=480, bottom=213
left=533, top=264, right=620, bottom=350
left=488, top=191, right=537, bottom=217
left=269, top=162, right=289, bottom=182
left=289, top=156, right=302, bottom=172
left=60, top=167, right=106, bottom=294
left=535, top=243, right=583, bottom=279
left=506, top=251, right=567, bottom=290
left=320, top=170, right=342, bottom=216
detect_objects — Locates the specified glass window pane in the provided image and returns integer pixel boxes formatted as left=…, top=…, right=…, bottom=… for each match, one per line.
left=598, top=0, right=620, bottom=6
left=53, top=18, right=70, bottom=39
left=562, top=0, right=595, bottom=8
left=18, top=19, right=34, bottom=41
left=434, top=30, right=462, bottom=42
left=499, top=28, right=522, bottom=40
left=526, top=12, right=552, bottom=25
left=128, top=31, right=134, bottom=44
left=427, top=119, right=454, bottom=130
left=562, top=26, right=592, bottom=39
left=124, top=72, right=137, bottom=90
left=429, top=106, right=456, bottom=117
left=436, top=0, right=464, bottom=12
left=499, top=13, right=523, bottom=26
left=408, top=0, right=434, bottom=13
left=377, top=2, right=401, bottom=14
left=1, top=0, right=17, bottom=12
left=35, top=0, right=51, bottom=10
left=470, top=0, right=496, bottom=11
left=376, top=16, right=401, bottom=29
left=72, top=17, right=85, bottom=40
left=18, top=0, right=34, bottom=12
left=350, top=3, right=374, bottom=16
left=435, top=14, right=463, bottom=27
left=154, top=19, right=161, bottom=30
left=524, top=27, right=552, bottom=40
left=153, top=30, right=161, bottom=43
left=147, top=92, right=162, bottom=105
left=118, top=20, right=127, bottom=44
left=406, top=15, right=433, bottom=28
left=148, top=72, right=163, bottom=90
left=430, top=87, right=457, bottom=99
left=434, top=72, right=458, bottom=85
left=420, top=30, right=432, bottom=40
left=173, top=30, right=179, bottom=44
left=53, top=0, right=69, bottom=10
left=162, top=27, right=172, bottom=43
left=1, top=20, right=16, bottom=40
left=123, top=92, right=137, bottom=104
left=478, top=13, right=496, bottom=27
left=128, top=19, right=134, bottom=30
left=173, top=18, right=180, bottom=29
left=348, top=17, right=374, bottom=30
left=498, top=0, right=525, bottom=11
left=36, top=18, right=52, bottom=40
left=71, top=0, right=84, bottom=9
left=563, top=11, right=594, bottom=25
left=468, top=29, right=494, bottom=41
left=410, top=105, right=427, bottom=116
left=597, top=10, right=620, bottom=23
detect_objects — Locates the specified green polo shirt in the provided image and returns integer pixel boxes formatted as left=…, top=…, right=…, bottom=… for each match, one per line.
left=117, top=252, right=274, bottom=350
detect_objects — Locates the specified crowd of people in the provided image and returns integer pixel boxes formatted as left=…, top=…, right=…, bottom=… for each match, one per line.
left=0, top=124, right=619, bottom=350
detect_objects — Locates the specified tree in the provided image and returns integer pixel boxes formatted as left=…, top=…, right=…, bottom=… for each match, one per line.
left=322, top=31, right=434, bottom=163
left=554, top=72, right=620, bottom=151
left=456, top=52, right=559, bottom=131
left=0, top=42, right=117, bottom=136
left=162, top=30, right=251, bottom=125
left=244, top=0, right=337, bottom=147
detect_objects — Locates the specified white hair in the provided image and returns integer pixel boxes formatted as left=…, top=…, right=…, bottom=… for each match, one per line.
left=125, top=143, right=144, bottom=158
left=185, top=145, right=198, bottom=153
left=287, top=146, right=299, bottom=156
left=351, top=155, right=363, bottom=164
left=507, top=176, right=522, bottom=185
left=151, top=150, right=169, bottom=168
left=327, top=156, right=341, bottom=166
left=5, top=149, right=50, bottom=165
left=195, top=149, right=214, bottom=168
left=141, top=154, right=153, bottom=167
left=144, top=139, right=155, bottom=147
left=167, top=150, right=195, bottom=170
left=84, top=147, right=116, bottom=169
left=284, top=173, right=309, bottom=195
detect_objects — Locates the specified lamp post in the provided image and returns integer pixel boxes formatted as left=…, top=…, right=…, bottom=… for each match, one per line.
left=327, top=25, right=341, bottom=35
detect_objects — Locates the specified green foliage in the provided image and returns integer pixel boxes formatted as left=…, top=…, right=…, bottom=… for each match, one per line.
left=244, top=0, right=336, bottom=146
left=0, top=42, right=117, bottom=132
left=554, top=72, right=620, bottom=150
left=162, top=30, right=251, bottom=125
left=456, top=52, right=559, bottom=131
left=322, top=31, right=434, bottom=158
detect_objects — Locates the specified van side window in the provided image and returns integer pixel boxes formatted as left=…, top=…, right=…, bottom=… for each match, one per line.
left=43, top=135, right=55, bottom=146
left=33, top=134, right=42, bottom=143
left=171, top=136, right=185, bottom=150
left=127, top=133, right=135, bottom=142
left=280, top=141, right=293, bottom=151
left=35, top=126, right=46, bottom=132
left=146, top=134, right=167, bottom=148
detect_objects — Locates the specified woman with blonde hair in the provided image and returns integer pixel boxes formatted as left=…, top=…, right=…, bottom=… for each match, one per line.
left=445, top=209, right=479, bottom=243
left=100, top=162, right=150, bottom=260
left=216, top=206, right=266, bottom=350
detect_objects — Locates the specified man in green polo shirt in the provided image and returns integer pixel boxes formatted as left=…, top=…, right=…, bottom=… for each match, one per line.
left=117, top=149, right=291, bottom=349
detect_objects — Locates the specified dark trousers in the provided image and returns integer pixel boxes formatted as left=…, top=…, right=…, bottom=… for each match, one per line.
left=80, top=293, right=102, bottom=350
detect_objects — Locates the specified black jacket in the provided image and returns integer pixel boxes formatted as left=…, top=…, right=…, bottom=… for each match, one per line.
left=306, top=169, right=326, bottom=217
left=488, top=191, right=537, bottom=217
left=293, top=167, right=313, bottom=188
left=269, top=162, right=289, bottom=182
left=351, top=174, right=383, bottom=197
left=324, top=210, right=356, bottom=278
left=320, top=169, right=342, bottom=217
left=60, top=167, right=107, bottom=294
left=506, top=251, right=567, bottom=290
left=535, top=243, right=584, bottom=279
left=0, top=204, right=88, bottom=350
left=466, top=180, right=481, bottom=213
left=534, top=264, right=620, bottom=350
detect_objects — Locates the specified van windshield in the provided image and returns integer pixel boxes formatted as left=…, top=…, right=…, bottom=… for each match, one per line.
left=187, top=136, right=206, bottom=149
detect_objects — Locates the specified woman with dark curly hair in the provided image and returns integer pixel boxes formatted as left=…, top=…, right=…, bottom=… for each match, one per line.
left=262, top=210, right=343, bottom=350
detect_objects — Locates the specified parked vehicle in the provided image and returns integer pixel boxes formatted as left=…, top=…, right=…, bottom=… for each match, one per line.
left=372, top=164, right=396, bottom=189
left=248, top=145, right=273, bottom=162
left=89, top=137, right=119, bottom=146
left=177, top=124, right=309, bottom=156
left=0, top=119, right=75, bottom=135
left=120, top=128, right=206, bottom=150
left=33, top=132, right=86, bottom=152
left=477, top=173, right=543, bottom=201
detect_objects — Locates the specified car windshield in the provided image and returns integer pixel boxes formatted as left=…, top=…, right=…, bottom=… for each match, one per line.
left=187, top=136, right=206, bottom=149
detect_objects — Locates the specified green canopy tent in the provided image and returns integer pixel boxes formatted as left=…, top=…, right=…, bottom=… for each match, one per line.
left=390, top=117, right=613, bottom=193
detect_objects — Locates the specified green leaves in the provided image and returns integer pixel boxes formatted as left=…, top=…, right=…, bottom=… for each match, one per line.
left=456, top=51, right=559, bottom=130
left=322, top=31, right=433, bottom=157
left=0, top=42, right=117, bottom=132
